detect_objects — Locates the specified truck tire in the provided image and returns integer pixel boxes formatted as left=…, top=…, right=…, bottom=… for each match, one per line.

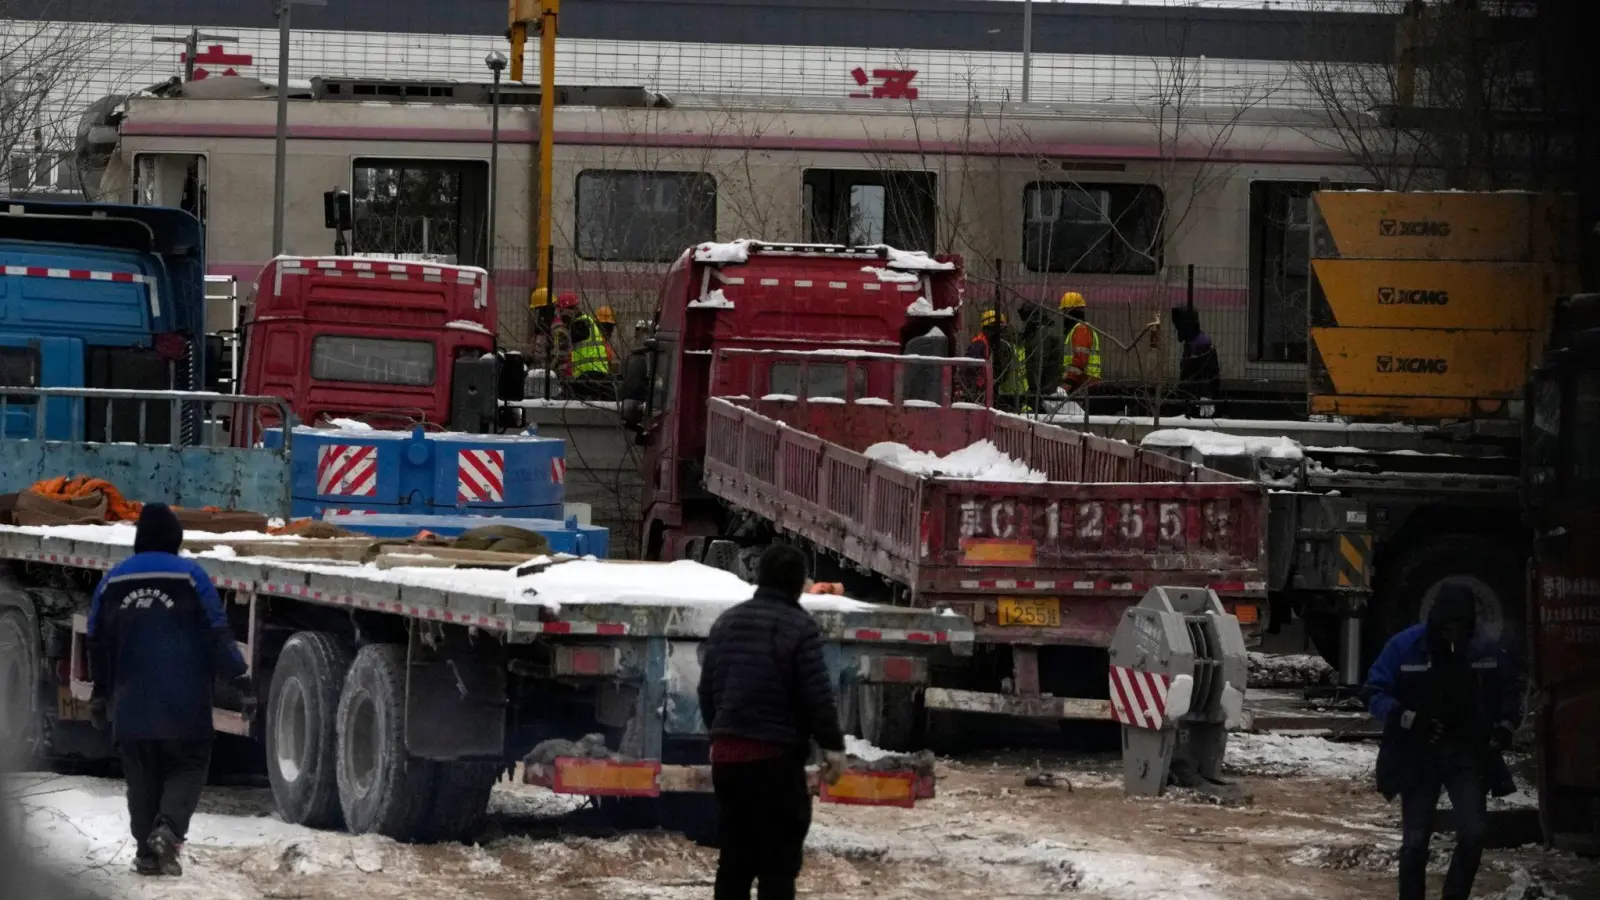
left=266, top=632, right=352, bottom=829
left=336, top=644, right=436, bottom=840
left=853, top=684, right=918, bottom=753
left=416, top=761, right=500, bottom=842
left=0, top=609, right=40, bottom=769
left=1379, top=535, right=1526, bottom=655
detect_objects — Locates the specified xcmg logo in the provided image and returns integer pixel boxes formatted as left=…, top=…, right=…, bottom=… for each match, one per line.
left=1378, top=218, right=1452, bottom=237
left=1376, top=355, right=1449, bottom=374
left=1377, top=287, right=1450, bottom=306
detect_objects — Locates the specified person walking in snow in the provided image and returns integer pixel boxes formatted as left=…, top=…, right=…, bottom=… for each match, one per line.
left=1363, top=584, right=1519, bottom=900
left=698, top=544, right=848, bottom=900
left=88, top=503, right=249, bottom=877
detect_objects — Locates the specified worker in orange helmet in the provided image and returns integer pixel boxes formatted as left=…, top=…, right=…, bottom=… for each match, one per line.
left=1060, top=291, right=1102, bottom=395
left=595, top=306, right=619, bottom=366
left=555, top=292, right=582, bottom=381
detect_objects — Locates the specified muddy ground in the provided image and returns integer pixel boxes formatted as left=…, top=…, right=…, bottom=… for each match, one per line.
left=16, top=738, right=1599, bottom=900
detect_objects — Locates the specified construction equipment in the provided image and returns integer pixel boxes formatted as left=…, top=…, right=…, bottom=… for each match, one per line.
left=507, top=0, right=559, bottom=299
left=1107, top=586, right=1248, bottom=798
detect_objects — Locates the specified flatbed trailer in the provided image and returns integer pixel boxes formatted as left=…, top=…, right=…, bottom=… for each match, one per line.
left=697, top=349, right=1268, bottom=743
left=0, top=523, right=969, bottom=841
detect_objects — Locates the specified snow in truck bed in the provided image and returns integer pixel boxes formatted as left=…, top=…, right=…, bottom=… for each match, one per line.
left=0, top=524, right=879, bottom=616
left=865, top=439, right=1046, bottom=482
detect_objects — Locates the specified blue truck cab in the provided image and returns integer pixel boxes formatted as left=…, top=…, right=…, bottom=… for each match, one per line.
left=0, top=200, right=207, bottom=440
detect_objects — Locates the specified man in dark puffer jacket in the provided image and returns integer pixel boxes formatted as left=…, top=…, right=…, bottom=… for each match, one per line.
left=699, top=544, right=847, bottom=900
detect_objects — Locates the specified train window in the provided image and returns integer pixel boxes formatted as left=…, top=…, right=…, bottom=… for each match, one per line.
left=803, top=170, right=937, bottom=252
left=1021, top=182, right=1161, bottom=275
left=576, top=170, right=717, bottom=262
left=133, top=153, right=207, bottom=226
left=351, top=158, right=489, bottom=267
left=311, top=335, right=436, bottom=387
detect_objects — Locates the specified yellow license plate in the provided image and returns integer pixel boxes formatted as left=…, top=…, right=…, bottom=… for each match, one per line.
left=996, top=597, right=1061, bottom=627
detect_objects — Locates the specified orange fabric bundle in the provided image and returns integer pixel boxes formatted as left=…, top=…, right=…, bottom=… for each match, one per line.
left=27, top=476, right=141, bottom=521
left=806, top=582, right=845, bottom=596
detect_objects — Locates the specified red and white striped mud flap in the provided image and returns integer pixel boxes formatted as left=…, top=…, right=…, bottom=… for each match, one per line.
left=457, top=449, right=505, bottom=503
left=316, top=444, right=378, bottom=497
left=1109, top=665, right=1171, bottom=730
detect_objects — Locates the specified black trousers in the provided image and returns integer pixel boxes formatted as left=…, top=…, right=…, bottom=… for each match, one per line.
left=1398, top=750, right=1488, bottom=900
left=712, top=757, right=811, bottom=900
left=120, top=739, right=212, bottom=860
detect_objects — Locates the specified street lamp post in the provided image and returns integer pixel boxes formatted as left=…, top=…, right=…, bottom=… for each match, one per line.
left=484, top=51, right=507, bottom=280
left=1021, top=0, right=1034, bottom=102
left=272, top=0, right=326, bottom=259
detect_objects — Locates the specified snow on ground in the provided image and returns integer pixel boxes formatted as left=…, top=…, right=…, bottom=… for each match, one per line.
left=1142, top=428, right=1304, bottom=460
left=864, top=439, right=1046, bottom=482
left=1224, top=732, right=1377, bottom=780
left=1247, top=651, right=1337, bottom=689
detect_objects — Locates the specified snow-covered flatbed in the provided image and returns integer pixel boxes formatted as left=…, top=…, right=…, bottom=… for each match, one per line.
left=0, top=524, right=974, bottom=645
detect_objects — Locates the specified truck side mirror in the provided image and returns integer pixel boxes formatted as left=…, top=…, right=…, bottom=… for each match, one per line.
left=621, top=347, right=650, bottom=430
left=203, top=334, right=227, bottom=392
left=323, top=189, right=353, bottom=231
left=497, top=350, right=527, bottom=402
left=450, top=357, right=499, bottom=433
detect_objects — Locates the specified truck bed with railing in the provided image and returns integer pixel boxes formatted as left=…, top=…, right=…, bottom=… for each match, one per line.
left=699, top=349, right=1268, bottom=728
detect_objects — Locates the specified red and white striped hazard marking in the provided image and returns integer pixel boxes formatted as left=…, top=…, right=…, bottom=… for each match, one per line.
left=550, top=458, right=566, bottom=484
left=458, top=449, right=505, bottom=503
left=3, top=265, right=161, bottom=315
left=1109, top=665, right=1171, bottom=730
left=316, top=444, right=378, bottom=497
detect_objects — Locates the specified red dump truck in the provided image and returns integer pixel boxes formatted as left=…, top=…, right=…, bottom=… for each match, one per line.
left=622, top=241, right=1268, bottom=747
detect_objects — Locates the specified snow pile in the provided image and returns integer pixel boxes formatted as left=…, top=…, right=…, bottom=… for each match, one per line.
left=693, top=239, right=753, bottom=264
left=862, top=245, right=956, bottom=271
left=4, top=522, right=292, bottom=545
left=1143, top=428, right=1304, bottom=460
left=688, top=288, right=735, bottom=309
left=865, top=439, right=1046, bottom=483
left=513, top=557, right=876, bottom=614
left=905, top=296, right=955, bottom=316
left=1224, top=732, right=1377, bottom=779
left=863, top=265, right=920, bottom=284
left=844, top=734, right=895, bottom=761
left=444, top=319, right=494, bottom=335
left=324, top=417, right=374, bottom=432
left=1248, top=652, right=1337, bottom=689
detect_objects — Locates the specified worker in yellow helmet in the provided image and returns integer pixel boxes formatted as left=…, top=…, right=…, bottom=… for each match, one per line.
left=595, top=306, right=619, bottom=368
left=562, top=294, right=615, bottom=401
left=1060, top=291, right=1102, bottom=395
left=965, top=309, right=1029, bottom=411
left=527, top=287, right=561, bottom=397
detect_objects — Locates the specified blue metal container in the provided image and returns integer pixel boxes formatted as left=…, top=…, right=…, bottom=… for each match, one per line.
left=268, top=426, right=567, bottom=520
left=323, top=512, right=610, bottom=558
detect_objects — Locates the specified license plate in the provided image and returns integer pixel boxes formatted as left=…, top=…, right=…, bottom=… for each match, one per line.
left=996, top=597, right=1061, bottom=627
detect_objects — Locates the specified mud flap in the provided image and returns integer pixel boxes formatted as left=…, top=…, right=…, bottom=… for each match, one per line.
left=404, top=627, right=508, bottom=760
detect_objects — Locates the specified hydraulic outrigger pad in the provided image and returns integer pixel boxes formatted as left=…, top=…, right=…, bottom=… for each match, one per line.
left=1108, top=586, right=1249, bottom=799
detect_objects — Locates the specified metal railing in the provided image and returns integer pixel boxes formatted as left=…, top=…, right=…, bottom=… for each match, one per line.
left=0, top=387, right=296, bottom=453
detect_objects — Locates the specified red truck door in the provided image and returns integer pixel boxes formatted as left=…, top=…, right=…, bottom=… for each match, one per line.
left=1525, top=310, right=1600, bottom=846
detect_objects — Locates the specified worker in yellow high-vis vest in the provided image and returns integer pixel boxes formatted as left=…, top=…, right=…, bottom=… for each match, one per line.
left=965, top=309, right=1029, bottom=412
left=1060, top=291, right=1102, bottom=394
left=561, top=294, right=615, bottom=401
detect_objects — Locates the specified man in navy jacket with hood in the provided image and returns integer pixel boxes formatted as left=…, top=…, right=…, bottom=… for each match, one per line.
left=1364, top=583, right=1520, bottom=900
left=88, top=503, right=248, bottom=877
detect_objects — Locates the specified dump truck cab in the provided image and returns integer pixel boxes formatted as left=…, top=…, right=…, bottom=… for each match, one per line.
left=1524, top=292, right=1600, bottom=850
left=624, top=241, right=965, bottom=560
left=241, top=256, right=524, bottom=437
left=0, top=200, right=208, bottom=441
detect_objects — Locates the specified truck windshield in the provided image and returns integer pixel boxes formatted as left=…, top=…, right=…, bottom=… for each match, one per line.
left=311, top=335, right=436, bottom=387
left=770, top=362, right=865, bottom=400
